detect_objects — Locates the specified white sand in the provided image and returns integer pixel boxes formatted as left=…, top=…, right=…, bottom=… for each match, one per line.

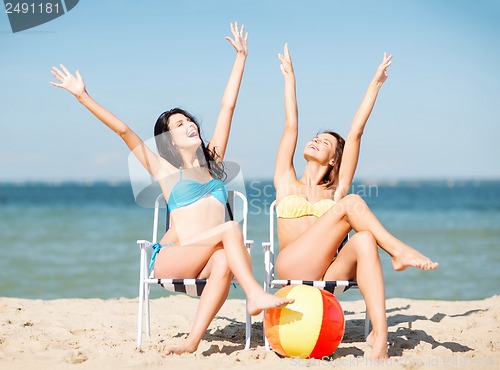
left=0, top=295, right=498, bottom=369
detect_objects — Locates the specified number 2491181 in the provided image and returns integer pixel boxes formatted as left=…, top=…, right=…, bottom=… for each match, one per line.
left=5, top=2, right=61, bottom=14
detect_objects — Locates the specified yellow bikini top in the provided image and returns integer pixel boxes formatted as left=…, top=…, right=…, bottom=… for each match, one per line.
left=276, top=194, right=335, bottom=219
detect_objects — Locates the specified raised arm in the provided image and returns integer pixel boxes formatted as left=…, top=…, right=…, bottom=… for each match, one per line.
left=334, top=53, right=393, bottom=201
left=207, top=22, right=248, bottom=161
left=274, top=43, right=298, bottom=186
left=50, top=64, right=169, bottom=178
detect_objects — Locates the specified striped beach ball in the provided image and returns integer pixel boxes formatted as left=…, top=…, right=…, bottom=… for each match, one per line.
left=264, top=285, right=345, bottom=359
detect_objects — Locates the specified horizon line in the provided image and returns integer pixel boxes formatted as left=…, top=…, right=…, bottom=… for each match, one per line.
left=1, top=177, right=499, bottom=186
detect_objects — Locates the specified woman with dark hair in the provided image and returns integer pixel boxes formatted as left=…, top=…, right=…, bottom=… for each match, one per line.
left=273, top=44, right=438, bottom=360
left=50, top=23, right=293, bottom=355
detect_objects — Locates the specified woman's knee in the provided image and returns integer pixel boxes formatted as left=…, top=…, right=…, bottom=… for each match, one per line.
left=223, top=220, right=243, bottom=238
left=340, top=194, right=367, bottom=215
left=349, top=231, right=378, bottom=255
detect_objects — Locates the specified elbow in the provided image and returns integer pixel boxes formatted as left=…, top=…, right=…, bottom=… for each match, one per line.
left=284, top=124, right=298, bottom=134
left=347, top=130, right=363, bottom=141
left=117, top=127, right=130, bottom=138
left=220, top=102, right=236, bottom=112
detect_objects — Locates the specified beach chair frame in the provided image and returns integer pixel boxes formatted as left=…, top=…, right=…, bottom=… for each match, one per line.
left=262, top=200, right=370, bottom=351
left=137, top=191, right=253, bottom=349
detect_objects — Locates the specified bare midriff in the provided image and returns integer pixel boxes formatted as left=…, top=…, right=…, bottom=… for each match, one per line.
left=160, top=195, right=226, bottom=244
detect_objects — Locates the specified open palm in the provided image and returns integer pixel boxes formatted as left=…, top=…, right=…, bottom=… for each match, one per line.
left=225, top=22, right=248, bottom=56
left=50, top=64, right=86, bottom=97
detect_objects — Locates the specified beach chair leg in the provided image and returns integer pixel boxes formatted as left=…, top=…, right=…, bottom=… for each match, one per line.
left=145, top=285, right=151, bottom=339
left=245, top=303, right=251, bottom=350
left=264, top=326, right=270, bottom=351
left=137, top=281, right=145, bottom=347
left=137, top=246, right=147, bottom=347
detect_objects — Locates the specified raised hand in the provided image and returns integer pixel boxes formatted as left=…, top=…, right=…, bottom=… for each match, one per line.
left=373, top=52, right=393, bottom=85
left=278, top=43, right=294, bottom=76
left=225, top=22, right=248, bottom=56
left=50, top=64, right=86, bottom=97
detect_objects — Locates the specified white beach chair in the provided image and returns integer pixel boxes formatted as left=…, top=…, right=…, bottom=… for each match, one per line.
left=137, top=190, right=253, bottom=349
left=262, top=200, right=370, bottom=351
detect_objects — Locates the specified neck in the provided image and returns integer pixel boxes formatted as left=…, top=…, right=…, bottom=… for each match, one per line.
left=300, top=161, right=330, bottom=186
left=178, top=147, right=201, bottom=169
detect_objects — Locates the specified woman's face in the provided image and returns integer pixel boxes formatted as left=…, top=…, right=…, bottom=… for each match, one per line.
left=303, top=133, right=337, bottom=166
left=167, top=113, right=202, bottom=149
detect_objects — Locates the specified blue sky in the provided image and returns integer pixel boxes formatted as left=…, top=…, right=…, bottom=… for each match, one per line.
left=1, top=0, right=499, bottom=182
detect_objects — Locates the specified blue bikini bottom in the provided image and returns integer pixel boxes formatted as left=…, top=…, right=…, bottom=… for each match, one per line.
left=149, top=242, right=172, bottom=270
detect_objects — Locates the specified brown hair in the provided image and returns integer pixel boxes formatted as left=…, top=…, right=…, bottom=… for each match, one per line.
left=320, top=131, right=345, bottom=188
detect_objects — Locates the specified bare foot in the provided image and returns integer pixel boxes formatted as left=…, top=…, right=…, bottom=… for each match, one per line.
left=247, top=291, right=294, bottom=316
left=366, top=331, right=388, bottom=360
left=392, top=247, right=439, bottom=271
left=164, top=341, right=197, bottom=356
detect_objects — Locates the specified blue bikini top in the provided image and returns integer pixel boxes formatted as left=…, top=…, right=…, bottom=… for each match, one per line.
left=167, top=168, right=228, bottom=212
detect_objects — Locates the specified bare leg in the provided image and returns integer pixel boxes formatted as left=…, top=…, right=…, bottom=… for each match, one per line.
left=210, top=221, right=294, bottom=315
left=277, top=194, right=438, bottom=276
left=165, top=249, right=233, bottom=355
left=324, top=231, right=388, bottom=360
left=156, top=221, right=294, bottom=355
left=332, top=194, right=438, bottom=271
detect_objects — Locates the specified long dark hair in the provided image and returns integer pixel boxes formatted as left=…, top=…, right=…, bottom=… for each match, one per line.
left=321, top=130, right=345, bottom=188
left=154, top=108, right=226, bottom=180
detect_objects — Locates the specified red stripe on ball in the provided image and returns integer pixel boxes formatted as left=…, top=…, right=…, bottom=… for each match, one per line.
left=308, top=290, right=345, bottom=359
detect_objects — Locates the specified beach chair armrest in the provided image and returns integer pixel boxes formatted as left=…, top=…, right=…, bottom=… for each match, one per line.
left=262, top=241, right=271, bottom=252
left=262, top=242, right=274, bottom=292
left=137, top=240, right=153, bottom=251
left=245, top=239, right=254, bottom=255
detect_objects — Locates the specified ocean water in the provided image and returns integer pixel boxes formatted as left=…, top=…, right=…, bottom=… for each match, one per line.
left=0, top=180, right=499, bottom=302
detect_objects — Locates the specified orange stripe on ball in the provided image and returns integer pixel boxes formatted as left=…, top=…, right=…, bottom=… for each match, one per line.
left=263, top=285, right=295, bottom=357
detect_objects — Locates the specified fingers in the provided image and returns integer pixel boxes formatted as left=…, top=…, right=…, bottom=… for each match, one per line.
left=229, top=21, right=240, bottom=38
left=49, top=69, right=64, bottom=87
left=227, top=21, right=248, bottom=54
left=225, top=36, right=237, bottom=48
left=59, top=63, right=70, bottom=75
left=377, top=52, right=392, bottom=74
left=382, top=52, right=393, bottom=65
left=284, top=42, right=291, bottom=59
left=234, top=22, right=244, bottom=38
left=278, top=43, right=291, bottom=64
left=50, top=64, right=79, bottom=87
left=229, top=21, right=248, bottom=41
left=51, top=66, right=66, bottom=79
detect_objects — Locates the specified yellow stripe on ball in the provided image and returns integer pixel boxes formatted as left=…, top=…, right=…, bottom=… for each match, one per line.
left=278, top=285, right=323, bottom=358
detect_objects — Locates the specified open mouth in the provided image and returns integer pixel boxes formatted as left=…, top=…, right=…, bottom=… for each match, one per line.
left=187, top=130, right=198, bottom=138
left=309, top=144, right=319, bottom=151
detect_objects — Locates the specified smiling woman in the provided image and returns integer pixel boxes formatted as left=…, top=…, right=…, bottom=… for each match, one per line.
left=272, top=43, right=439, bottom=360
left=49, top=22, right=293, bottom=356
